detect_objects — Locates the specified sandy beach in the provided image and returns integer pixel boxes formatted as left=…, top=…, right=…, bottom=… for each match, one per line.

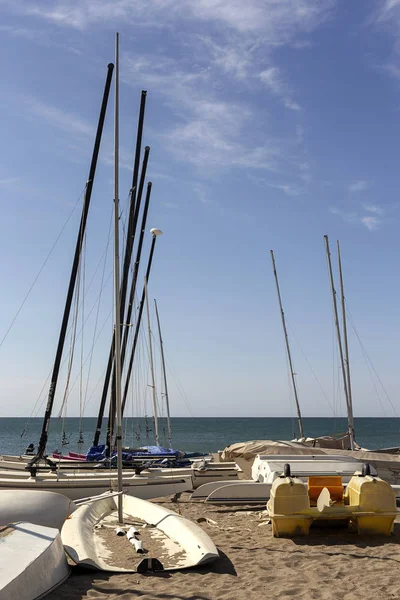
left=47, top=493, right=400, bottom=600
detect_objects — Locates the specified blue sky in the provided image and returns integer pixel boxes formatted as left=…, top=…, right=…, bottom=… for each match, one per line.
left=0, top=0, right=400, bottom=422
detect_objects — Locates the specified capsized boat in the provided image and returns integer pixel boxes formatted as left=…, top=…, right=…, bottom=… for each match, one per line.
left=62, top=492, right=219, bottom=572
left=267, top=463, right=398, bottom=537
left=0, top=522, right=70, bottom=600
left=0, top=490, right=76, bottom=530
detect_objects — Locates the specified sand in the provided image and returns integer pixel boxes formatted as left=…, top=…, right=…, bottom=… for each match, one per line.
left=48, top=494, right=400, bottom=600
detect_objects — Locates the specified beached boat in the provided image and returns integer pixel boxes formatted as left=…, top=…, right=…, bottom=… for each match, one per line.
left=0, top=453, right=239, bottom=488
left=62, top=37, right=218, bottom=576
left=0, top=490, right=76, bottom=529
left=0, top=522, right=70, bottom=600
left=192, top=454, right=400, bottom=504
left=0, top=472, right=192, bottom=501
left=62, top=492, right=218, bottom=572
left=267, top=463, right=398, bottom=537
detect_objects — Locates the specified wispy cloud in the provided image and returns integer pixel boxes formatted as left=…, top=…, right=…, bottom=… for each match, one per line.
left=0, top=177, right=19, bottom=186
left=19, top=0, right=334, bottom=38
left=21, top=96, right=93, bottom=137
left=361, top=215, right=380, bottom=231
left=259, top=67, right=301, bottom=111
left=364, top=203, right=384, bottom=215
left=330, top=205, right=384, bottom=231
left=10, top=0, right=333, bottom=179
left=348, top=180, right=370, bottom=192
left=122, top=53, right=281, bottom=171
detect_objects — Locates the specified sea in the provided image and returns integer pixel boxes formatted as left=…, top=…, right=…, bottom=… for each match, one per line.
left=1, top=417, right=400, bottom=456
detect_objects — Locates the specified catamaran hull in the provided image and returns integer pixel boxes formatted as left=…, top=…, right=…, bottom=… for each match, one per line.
left=0, top=458, right=239, bottom=489
left=0, top=476, right=192, bottom=501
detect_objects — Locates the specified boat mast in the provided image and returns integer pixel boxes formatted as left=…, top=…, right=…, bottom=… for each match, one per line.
left=270, top=250, right=304, bottom=439
left=30, top=63, right=114, bottom=465
left=113, top=32, right=123, bottom=522
left=93, top=94, right=148, bottom=448
left=144, top=276, right=159, bottom=445
left=154, top=299, right=172, bottom=448
left=337, top=240, right=355, bottom=446
left=324, top=235, right=354, bottom=450
left=121, top=228, right=163, bottom=417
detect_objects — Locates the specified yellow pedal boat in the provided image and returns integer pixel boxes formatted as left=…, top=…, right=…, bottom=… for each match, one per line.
left=267, top=464, right=397, bottom=537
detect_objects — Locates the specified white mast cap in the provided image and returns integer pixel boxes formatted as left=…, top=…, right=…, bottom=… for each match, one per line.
left=150, top=228, right=163, bottom=236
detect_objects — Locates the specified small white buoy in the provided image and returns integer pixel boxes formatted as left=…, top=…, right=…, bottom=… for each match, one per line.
left=115, top=527, right=126, bottom=536
left=130, top=538, right=144, bottom=553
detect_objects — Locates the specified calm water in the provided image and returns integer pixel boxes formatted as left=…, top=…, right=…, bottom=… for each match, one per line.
left=1, top=417, right=400, bottom=456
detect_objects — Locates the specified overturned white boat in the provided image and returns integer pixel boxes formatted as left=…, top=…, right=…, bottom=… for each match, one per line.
left=62, top=493, right=218, bottom=572
left=0, top=522, right=70, bottom=600
left=0, top=490, right=76, bottom=530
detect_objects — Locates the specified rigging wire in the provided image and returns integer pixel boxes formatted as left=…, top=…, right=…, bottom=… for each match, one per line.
left=83, top=204, right=113, bottom=411
left=0, top=186, right=86, bottom=351
left=151, top=336, right=194, bottom=417
left=20, top=224, right=115, bottom=437
left=345, top=303, right=398, bottom=418
left=287, top=321, right=336, bottom=416
left=78, top=235, right=87, bottom=449
left=58, top=246, right=83, bottom=420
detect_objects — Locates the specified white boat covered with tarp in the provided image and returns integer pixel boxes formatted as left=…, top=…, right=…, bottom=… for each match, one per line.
left=62, top=492, right=219, bottom=572
left=0, top=521, right=69, bottom=600
left=220, top=440, right=400, bottom=484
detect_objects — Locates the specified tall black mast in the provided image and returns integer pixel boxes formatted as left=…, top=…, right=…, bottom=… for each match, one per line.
left=106, top=147, right=150, bottom=448
left=31, top=63, right=114, bottom=464
left=92, top=92, right=147, bottom=447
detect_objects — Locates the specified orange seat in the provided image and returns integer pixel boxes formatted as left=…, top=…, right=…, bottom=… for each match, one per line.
left=308, top=476, right=344, bottom=504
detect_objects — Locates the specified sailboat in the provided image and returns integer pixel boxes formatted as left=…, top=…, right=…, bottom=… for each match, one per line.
left=217, top=238, right=400, bottom=485
left=61, top=36, right=219, bottom=573
left=0, top=58, right=195, bottom=500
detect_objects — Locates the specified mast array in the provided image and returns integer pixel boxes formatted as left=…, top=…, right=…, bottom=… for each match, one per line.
left=270, top=250, right=304, bottom=439
left=31, top=63, right=114, bottom=465
left=113, top=32, right=123, bottom=522
left=336, top=240, right=355, bottom=447
left=154, top=299, right=172, bottom=448
left=29, top=34, right=167, bottom=464
left=94, top=94, right=149, bottom=449
left=324, top=235, right=355, bottom=450
left=145, top=277, right=159, bottom=446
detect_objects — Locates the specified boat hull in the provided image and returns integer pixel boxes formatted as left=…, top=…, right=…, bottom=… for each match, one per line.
left=0, top=475, right=192, bottom=501
left=0, top=490, right=76, bottom=529
left=62, top=493, right=218, bottom=572
left=0, top=522, right=69, bottom=600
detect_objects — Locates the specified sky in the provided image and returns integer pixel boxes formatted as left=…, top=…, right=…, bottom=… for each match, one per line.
left=0, top=0, right=400, bottom=422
